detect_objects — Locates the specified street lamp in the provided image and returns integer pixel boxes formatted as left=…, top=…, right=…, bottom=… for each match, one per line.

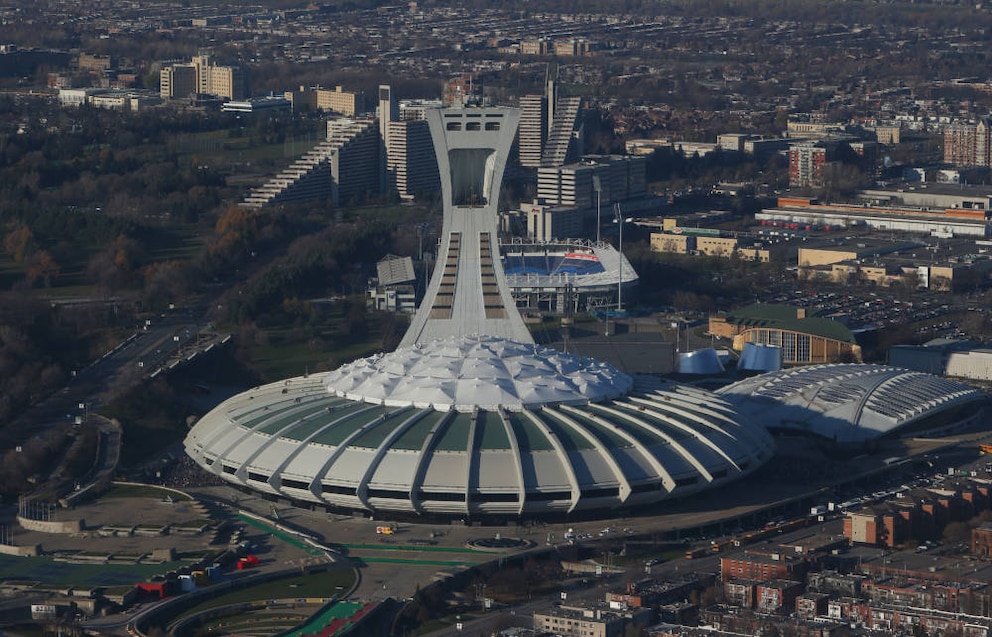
left=593, top=175, right=602, bottom=243
left=613, top=203, right=631, bottom=312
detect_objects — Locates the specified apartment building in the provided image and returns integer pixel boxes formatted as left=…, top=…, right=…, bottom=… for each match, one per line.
left=316, top=85, right=365, bottom=115
left=160, top=55, right=248, bottom=100
left=537, top=155, right=647, bottom=210
left=385, top=118, right=439, bottom=200
left=944, top=119, right=992, bottom=167
left=519, top=75, right=583, bottom=168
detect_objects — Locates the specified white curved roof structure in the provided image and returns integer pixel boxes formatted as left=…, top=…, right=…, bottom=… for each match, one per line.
left=184, top=336, right=775, bottom=519
left=322, top=335, right=632, bottom=411
left=717, top=364, right=986, bottom=443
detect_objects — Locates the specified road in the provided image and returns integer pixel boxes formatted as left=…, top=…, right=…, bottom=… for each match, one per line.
left=421, top=517, right=847, bottom=636
left=0, top=315, right=229, bottom=454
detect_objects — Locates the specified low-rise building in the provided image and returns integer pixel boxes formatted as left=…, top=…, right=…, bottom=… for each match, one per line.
left=708, top=304, right=861, bottom=364
left=533, top=603, right=651, bottom=637
left=720, top=549, right=810, bottom=584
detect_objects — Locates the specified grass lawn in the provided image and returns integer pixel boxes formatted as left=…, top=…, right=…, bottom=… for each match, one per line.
left=142, top=224, right=208, bottom=263
left=0, top=553, right=187, bottom=587
left=172, top=568, right=356, bottom=621
left=175, top=130, right=301, bottom=168
left=102, top=482, right=194, bottom=501
left=249, top=307, right=396, bottom=380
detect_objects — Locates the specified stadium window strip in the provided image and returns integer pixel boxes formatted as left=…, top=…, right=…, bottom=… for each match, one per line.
left=630, top=483, right=662, bottom=493
left=675, top=477, right=699, bottom=487
left=416, top=491, right=465, bottom=502
left=247, top=472, right=270, bottom=483
left=321, top=484, right=358, bottom=496
left=281, top=479, right=310, bottom=491
left=526, top=491, right=572, bottom=501
left=222, top=465, right=237, bottom=475
left=580, top=487, right=620, bottom=499
left=468, top=492, right=519, bottom=503
left=367, top=488, right=409, bottom=500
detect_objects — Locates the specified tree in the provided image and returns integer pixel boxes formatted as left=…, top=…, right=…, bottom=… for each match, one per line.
left=942, top=520, right=972, bottom=545
left=25, top=249, right=60, bottom=287
left=3, top=224, right=34, bottom=263
left=87, top=234, right=144, bottom=295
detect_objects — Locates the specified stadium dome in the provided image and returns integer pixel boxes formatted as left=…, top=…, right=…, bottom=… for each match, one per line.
left=717, top=364, right=986, bottom=443
left=184, top=335, right=775, bottom=520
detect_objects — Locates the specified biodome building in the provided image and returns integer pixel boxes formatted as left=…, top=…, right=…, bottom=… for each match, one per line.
left=184, top=105, right=776, bottom=521
left=718, top=364, right=986, bottom=444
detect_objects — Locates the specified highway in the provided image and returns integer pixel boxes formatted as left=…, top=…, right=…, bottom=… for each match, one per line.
left=0, top=315, right=229, bottom=452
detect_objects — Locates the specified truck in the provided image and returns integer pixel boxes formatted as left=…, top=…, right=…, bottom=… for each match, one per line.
left=236, top=555, right=259, bottom=570
left=810, top=505, right=827, bottom=517
left=375, top=525, right=394, bottom=535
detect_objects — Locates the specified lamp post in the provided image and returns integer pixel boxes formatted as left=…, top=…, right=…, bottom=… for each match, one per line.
left=593, top=175, right=602, bottom=243
left=614, top=203, right=627, bottom=312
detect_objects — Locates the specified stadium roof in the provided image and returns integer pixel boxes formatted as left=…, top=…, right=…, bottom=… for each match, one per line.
left=321, top=335, right=632, bottom=411
left=376, top=254, right=416, bottom=286
left=717, top=364, right=985, bottom=442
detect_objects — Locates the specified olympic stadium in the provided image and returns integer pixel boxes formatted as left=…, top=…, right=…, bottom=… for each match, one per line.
left=184, top=103, right=987, bottom=523
left=182, top=335, right=775, bottom=519
left=501, top=239, right=637, bottom=314
left=184, top=104, right=776, bottom=521
left=717, top=364, right=987, bottom=443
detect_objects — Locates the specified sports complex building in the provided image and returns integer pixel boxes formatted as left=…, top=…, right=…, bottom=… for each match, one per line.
left=709, top=304, right=862, bottom=365
left=501, top=238, right=636, bottom=314
left=718, top=364, right=986, bottom=444
left=184, top=103, right=988, bottom=523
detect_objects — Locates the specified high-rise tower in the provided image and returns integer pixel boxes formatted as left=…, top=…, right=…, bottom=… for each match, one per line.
left=517, top=71, right=583, bottom=168
left=518, top=94, right=547, bottom=167
left=400, top=107, right=530, bottom=347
